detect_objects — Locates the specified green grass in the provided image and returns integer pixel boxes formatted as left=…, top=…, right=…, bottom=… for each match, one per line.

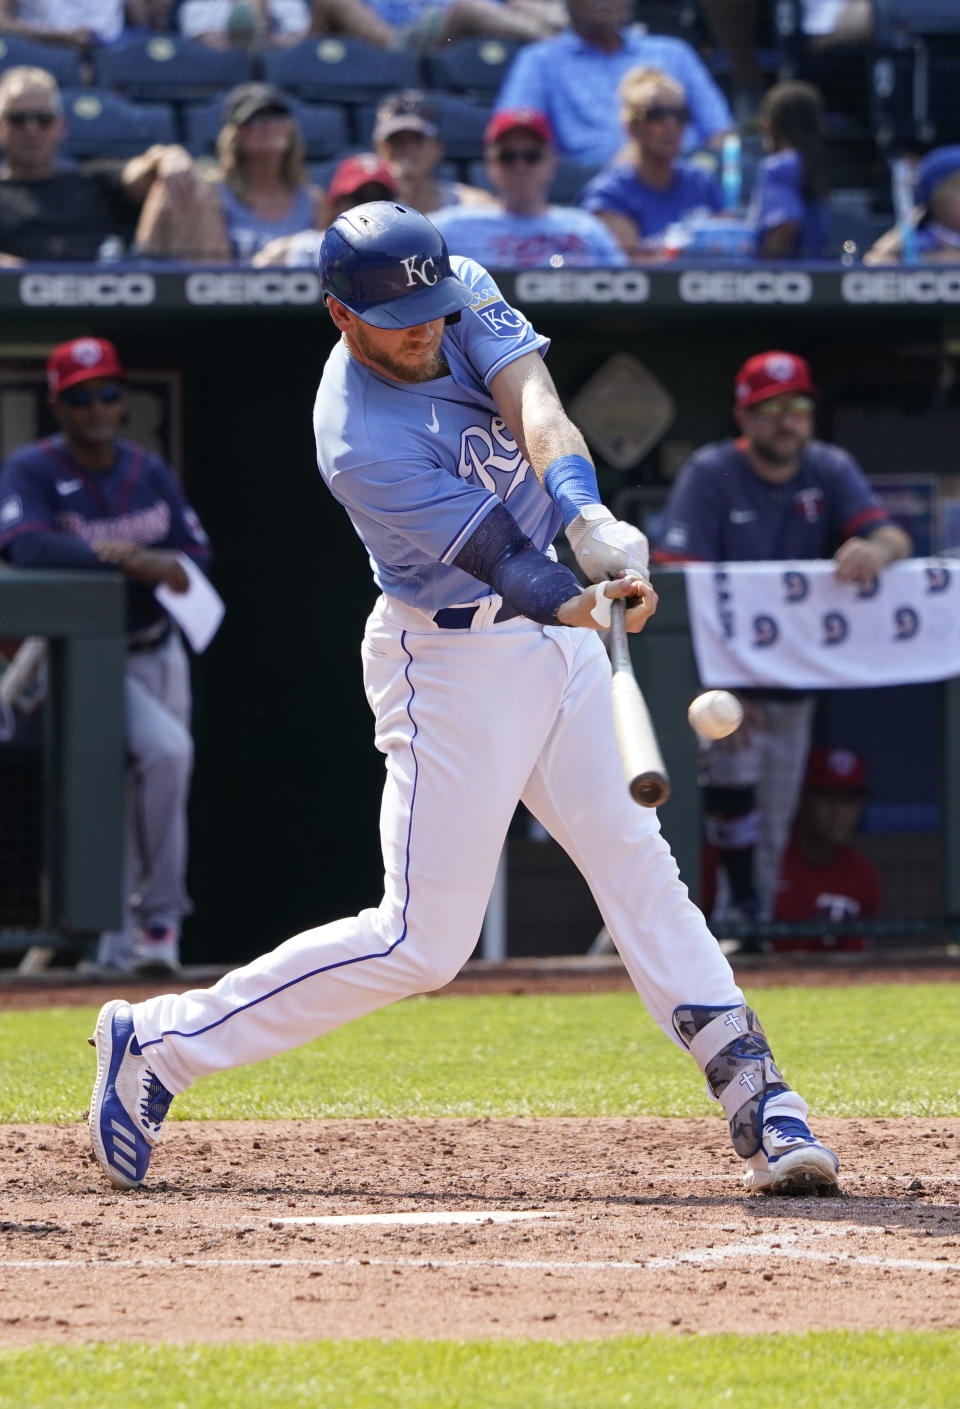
left=1, top=1333, right=959, bottom=1408
left=1, top=984, right=958, bottom=1124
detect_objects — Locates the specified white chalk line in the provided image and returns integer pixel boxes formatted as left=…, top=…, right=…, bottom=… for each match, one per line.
left=6, top=1236, right=960, bottom=1277
left=272, top=1210, right=560, bottom=1227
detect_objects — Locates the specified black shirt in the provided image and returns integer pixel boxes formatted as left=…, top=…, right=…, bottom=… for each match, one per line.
left=0, top=165, right=136, bottom=261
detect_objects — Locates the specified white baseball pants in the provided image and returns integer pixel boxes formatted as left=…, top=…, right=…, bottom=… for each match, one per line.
left=133, top=596, right=745, bottom=1095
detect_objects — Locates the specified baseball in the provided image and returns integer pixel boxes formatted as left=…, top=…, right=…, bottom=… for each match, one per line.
left=687, top=690, right=743, bottom=740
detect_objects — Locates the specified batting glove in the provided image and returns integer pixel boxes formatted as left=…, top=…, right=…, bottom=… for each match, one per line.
left=565, top=505, right=650, bottom=584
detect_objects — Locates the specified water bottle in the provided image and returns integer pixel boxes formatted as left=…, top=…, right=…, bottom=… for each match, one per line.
left=721, top=132, right=742, bottom=212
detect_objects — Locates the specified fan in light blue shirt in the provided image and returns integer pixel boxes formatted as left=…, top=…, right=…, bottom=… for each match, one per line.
left=433, top=108, right=626, bottom=268
left=495, top=0, right=733, bottom=166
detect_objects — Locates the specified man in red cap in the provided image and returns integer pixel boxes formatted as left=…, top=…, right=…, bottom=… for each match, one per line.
left=653, top=350, right=910, bottom=941
left=772, top=747, right=880, bottom=953
left=0, top=337, right=213, bottom=974
left=431, top=108, right=626, bottom=269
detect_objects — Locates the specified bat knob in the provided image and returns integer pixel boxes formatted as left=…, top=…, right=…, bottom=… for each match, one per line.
left=631, top=773, right=671, bottom=808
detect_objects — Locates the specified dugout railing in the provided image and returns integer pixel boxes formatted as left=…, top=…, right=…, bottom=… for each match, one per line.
left=0, top=570, right=126, bottom=954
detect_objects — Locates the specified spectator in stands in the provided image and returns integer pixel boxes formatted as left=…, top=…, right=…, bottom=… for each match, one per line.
left=748, top=79, right=828, bottom=259
left=653, top=350, right=911, bottom=934
left=770, top=746, right=880, bottom=954
left=372, top=90, right=494, bottom=217
left=309, top=0, right=567, bottom=50
left=0, top=0, right=126, bottom=48
left=0, top=336, right=213, bottom=974
left=802, top=0, right=871, bottom=54
left=865, top=147, right=960, bottom=266
left=126, top=0, right=180, bottom=35
left=494, top=0, right=734, bottom=168
left=432, top=107, right=625, bottom=268
left=179, top=0, right=310, bottom=48
left=0, top=65, right=195, bottom=264
left=580, top=66, right=722, bottom=260
left=252, top=150, right=397, bottom=265
left=135, top=81, right=325, bottom=261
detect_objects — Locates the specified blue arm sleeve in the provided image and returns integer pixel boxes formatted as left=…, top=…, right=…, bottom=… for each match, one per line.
left=453, top=502, right=582, bottom=625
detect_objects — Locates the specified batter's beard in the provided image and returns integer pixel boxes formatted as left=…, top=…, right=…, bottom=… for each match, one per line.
left=350, top=327, right=446, bottom=384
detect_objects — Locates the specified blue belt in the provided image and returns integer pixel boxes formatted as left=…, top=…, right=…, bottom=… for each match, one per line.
left=433, top=601, right=520, bottom=629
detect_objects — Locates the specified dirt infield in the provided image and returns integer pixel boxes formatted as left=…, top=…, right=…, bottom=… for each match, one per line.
left=3, top=959, right=959, bottom=1346
left=2, top=1117, right=959, bottom=1344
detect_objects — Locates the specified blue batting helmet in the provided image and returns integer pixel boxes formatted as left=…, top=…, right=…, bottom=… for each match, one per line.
left=319, top=202, right=472, bottom=329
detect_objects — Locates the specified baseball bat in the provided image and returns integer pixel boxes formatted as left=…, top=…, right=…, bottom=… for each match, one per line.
left=608, top=597, right=671, bottom=808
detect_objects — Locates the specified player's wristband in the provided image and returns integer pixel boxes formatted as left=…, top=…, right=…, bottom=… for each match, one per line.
left=543, top=454, right=601, bottom=527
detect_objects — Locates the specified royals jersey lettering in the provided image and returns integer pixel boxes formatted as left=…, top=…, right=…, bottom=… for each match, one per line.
left=313, top=256, right=561, bottom=611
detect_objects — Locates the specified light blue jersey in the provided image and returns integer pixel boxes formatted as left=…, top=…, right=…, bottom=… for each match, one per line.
left=314, top=256, right=560, bottom=613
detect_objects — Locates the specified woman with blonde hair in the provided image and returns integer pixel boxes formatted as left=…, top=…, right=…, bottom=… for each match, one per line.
left=579, top=65, right=722, bottom=260
left=135, top=82, right=325, bottom=261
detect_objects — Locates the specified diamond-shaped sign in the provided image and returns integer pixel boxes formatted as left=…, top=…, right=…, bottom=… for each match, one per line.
left=569, top=353, right=675, bottom=471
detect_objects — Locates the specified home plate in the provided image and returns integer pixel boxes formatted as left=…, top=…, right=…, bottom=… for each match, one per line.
left=271, top=1209, right=561, bottom=1228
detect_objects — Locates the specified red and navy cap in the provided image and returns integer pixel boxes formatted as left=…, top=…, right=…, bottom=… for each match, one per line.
left=484, top=108, right=553, bottom=148
left=734, top=351, right=816, bottom=410
left=47, top=337, right=126, bottom=396
left=803, top=747, right=868, bottom=793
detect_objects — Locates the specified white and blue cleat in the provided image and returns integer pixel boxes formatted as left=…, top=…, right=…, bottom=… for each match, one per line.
left=743, top=1115, right=840, bottom=1194
left=88, top=999, right=173, bottom=1190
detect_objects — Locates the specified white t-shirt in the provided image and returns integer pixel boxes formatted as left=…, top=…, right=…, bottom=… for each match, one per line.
left=19, top=0, right=125, bottom=43
left=179, top=0, right=310, bottom=38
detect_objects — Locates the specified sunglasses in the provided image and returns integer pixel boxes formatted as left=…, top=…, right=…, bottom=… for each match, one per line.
left=751, top=395, right=814, bottom=421
left=5, top=111, right=57, bottom=129
left=58, top=384, right=125, bottom=408
left=492, top=148, right=546, bottom=165
left=642, top=105, right=691, bottom=124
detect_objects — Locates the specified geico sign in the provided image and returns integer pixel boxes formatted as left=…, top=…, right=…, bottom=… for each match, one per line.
left=679, top=270, right=812, bottom=303
left=842, top=270, right=960, bottom=303
left=514, top=270, right=650, bottom=303
left=20, top=273, right=155, bottom=306
left=186, top=271, right=320, bottom=305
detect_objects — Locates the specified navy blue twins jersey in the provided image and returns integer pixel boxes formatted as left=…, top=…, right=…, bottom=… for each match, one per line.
left=653, top=438, right=891, bottom=564
left=0, top=436, right=211, bottom=634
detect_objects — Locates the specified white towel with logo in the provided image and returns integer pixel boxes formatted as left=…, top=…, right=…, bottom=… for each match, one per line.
left=682, top=558, right=960, bottom=689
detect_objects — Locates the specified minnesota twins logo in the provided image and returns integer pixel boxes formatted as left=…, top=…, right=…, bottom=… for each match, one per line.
left=793, top=487, right=824, bottom=523
left=893, top=605, right=919, bottom=640
left=783, top=570, right=809, bottom=602
left=457, top=416, right=528, bottom=499
left=925, top=565, right=951, bottom=594
left=822, top=611, right=848, bottom=645
left=752, top=614, right=779, bottom=647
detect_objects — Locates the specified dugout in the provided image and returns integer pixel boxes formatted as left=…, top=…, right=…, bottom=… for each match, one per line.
left=1, top=264, right=959, bottom=964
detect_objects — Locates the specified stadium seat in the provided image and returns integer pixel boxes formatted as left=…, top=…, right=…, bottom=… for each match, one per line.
left=93, top=34, right=253, bottom=104
left=356, top=91, right=490, bottom=162
left=422, top=38, right=520, bottom=100
left=60, top=89, right=177, bottom=160
left=261, top=37, right=419, bottom=106
left=184, top=95, right=350, bottom=160
left=871, top=0, right=960, bottom=153
left=0, top=34, right=82, bottom=87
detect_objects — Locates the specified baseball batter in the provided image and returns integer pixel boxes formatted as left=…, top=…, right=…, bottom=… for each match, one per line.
left=89, top=204, right=839, bottom=1197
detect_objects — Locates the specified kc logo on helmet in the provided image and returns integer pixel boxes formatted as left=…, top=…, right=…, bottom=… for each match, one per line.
left=401, top=255, right=439, bottom=287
